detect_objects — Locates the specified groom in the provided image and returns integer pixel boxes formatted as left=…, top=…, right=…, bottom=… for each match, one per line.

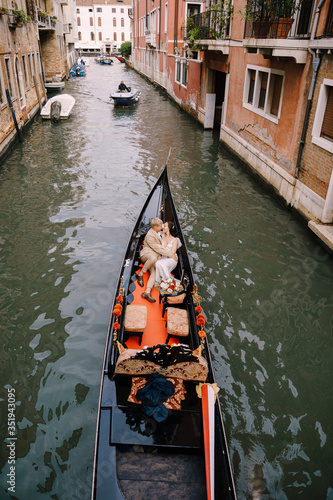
left=138, top=217, right=176, bottom=303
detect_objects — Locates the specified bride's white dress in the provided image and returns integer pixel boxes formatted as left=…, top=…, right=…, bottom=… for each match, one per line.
left=155, top=238, right=182, bottom=282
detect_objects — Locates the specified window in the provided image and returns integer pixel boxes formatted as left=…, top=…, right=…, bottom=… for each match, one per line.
left=113, top=32, right=117, bottom=41
left=22, top=54, right=29, bottom=88
left=243, top=65, right=285, bottom=123
left=0, top=62, right=5, bottom=105
left=98, top=17, right=101, bottom=26
left=112, top=8, right=116, bottom=13
left=77, top=17, right=81, bottom=26
left=28, top=54, right=33, bottom=86
left=91, top=32, right=95, bottom=41
left=89, top=8, right=92, bottom=11
left=312, top=79, right=333, bottom=153
left=78, top=31, right=82, bottom=40
left=165, top=3, right=168, bottom=33
left=113, top=17, right=116, bottom=26
left=97, top=7, right=102, bottom=12
left=76, top=8, right=80, bottom=13
left=5, top=57, right=14, bottom=98
left=90, top=17, right=93, bottom=25
left=121, top=8, right=124, bottom=13
left=15, top=57, right=24, bottom=100
left=175, top=59, right=181, bottom=83
left=175, top=58, right=188, bottom=87
left=182, top=61, right=188, bottom=87
left=121, top=32, right=125, bottom=41
left=121, top=17, right=124, bottom=27
left=99, top=32, right=102, bottom=40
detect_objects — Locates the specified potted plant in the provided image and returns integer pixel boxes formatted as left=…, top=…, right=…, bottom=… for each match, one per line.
left=239, top=0, right=271, bottom=38
left=0, top=6, right=10, bottom=14
left=51, top=15, right=57, bottom=26
left=12, top=9, right=28, bottom=26
left=267, top=0, right=304, bottom=37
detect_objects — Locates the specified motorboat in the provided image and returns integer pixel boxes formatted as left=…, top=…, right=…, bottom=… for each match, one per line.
left=70, top=64, right=86, bottom=77
left=44, top=81, right=65, bottom=93
left=40, top=94, right=75, bottom=119
left=100, top=57, right=113, bottom=65
left=110, top=88, right=141, bottom=106
left=116, top=56, right=125, bottom=63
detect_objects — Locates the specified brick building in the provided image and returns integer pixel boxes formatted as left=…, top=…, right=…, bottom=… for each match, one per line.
left=131, top=0, right=333, bottom=237
left=0, top=0, right=77, bottom=159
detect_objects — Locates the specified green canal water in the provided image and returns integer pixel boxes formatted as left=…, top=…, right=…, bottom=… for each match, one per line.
left=0, top=61, right=332, bottom=499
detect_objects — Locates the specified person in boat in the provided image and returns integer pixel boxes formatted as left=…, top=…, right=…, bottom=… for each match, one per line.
left=118, top=81, right=130, bottom=92
left=138, top=218, right=177, bottom=303
left=155, top=221, right=181, bottom=282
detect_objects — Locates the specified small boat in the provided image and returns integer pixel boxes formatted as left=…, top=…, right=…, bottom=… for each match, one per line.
left=70, top=64, right=86, bottom=77
left=40, top=94, right=75, bottom=119
left=110, top=89, right=141, bottom=106
left=116, top=56, right=125, bottom=63
left=91, top=164, right=237, bottom=500
left=45, top=81, right=65, bottom=93
left=99, top=57, right=113, bottom=65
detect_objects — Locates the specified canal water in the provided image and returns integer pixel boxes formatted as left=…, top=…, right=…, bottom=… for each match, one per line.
left=0, top=61, right=332, bottom=500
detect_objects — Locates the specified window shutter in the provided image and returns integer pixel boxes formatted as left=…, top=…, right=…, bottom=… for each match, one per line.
left=271, top=74, right=283, bottom=116
left=321, top=87, right=333, bottom=141
left=248, top=69, right=255, bottom=104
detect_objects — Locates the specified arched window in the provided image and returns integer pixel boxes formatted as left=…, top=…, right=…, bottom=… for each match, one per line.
left=78, top=31, right=82, bottom=40
left=113, top=17, right=116, bottom=27
left=98, top=17, right=101, bottom=26
left=90, top=17, right=93, bottom=26
left=121, top=18, right=124, bottom=27
left=15, top=57, right=24, bottom=100
left=113, top=32, right=117, bottom=41
left=121, top=32, right=125, bottom=41
left=91, top=32, right=95, bottom=41
left=99, top=32, right=102, bottom=41
left=77, top=16, right=81, bottom=26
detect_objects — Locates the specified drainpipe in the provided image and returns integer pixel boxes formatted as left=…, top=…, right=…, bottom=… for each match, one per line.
left=295, top=0, right=326, bottom=178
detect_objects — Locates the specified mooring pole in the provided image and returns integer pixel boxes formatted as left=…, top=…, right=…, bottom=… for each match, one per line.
left=6, top=88, right=22, bottom=143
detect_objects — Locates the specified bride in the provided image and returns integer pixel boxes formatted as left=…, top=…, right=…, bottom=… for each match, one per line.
left=155, top=221, right=181, bottom=282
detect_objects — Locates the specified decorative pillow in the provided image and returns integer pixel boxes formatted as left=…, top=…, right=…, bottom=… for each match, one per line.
left=125, top=305, right=147, bottom=332
left=167, top=293, right=186, bottom=304
left=128, top=377, right=187, bottom=410
left=167, top=308, right=189, bottom=336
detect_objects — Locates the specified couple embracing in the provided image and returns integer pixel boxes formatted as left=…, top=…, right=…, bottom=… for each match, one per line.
left=137, top=218, right=181, bottom=303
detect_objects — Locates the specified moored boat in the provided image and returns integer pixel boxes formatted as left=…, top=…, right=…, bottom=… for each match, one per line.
left=91, top=165, right=237, bottom=499
left=116, top=56, right=125, bottom=63
left=40, top=94, right=75, bottom=119
left=99, top=57, right=113, bottom=65
left=110, top=89, right=141, bottom=106
left=70, top=64, right=86, bottom=77
left=45, top=81, right=65, bottom=93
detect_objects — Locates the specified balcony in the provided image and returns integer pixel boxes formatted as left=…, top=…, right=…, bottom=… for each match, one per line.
left=145, top=29, right=156, bottom=47
left=182, top=8, right=232, bottom=53
left=242, top=0, right=315, bottom=64
left=36, top=7, right=56, bottom=31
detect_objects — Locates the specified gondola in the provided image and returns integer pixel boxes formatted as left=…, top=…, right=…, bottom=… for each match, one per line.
left=91, top=163, right=237, bottom=500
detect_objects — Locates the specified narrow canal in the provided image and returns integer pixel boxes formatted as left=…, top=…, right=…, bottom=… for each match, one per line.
left=0, top=61, right=332, bottom=500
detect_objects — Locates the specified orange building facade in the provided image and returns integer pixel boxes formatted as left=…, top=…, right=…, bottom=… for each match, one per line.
left=131, top=0, right=333, bottom=235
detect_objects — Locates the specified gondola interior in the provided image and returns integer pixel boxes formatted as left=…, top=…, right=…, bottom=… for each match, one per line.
left=92, top=167, right=236, bottom=500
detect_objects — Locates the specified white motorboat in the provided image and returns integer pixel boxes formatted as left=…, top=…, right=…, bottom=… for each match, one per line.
left=40, top=94, right=75, bottom=119
left=110, top=89, right=141, bottom=105
left=45, top=82, right=65, bottom=93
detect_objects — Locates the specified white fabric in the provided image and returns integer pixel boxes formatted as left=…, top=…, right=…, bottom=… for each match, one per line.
left=155, top=238, right=182, bottom=282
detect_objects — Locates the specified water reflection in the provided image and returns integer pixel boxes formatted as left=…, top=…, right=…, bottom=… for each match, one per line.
left=0, top=61, right=332, bottom=499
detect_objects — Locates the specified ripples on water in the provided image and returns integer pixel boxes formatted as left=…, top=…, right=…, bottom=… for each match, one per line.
left=0, top=62, right=332, bottom=499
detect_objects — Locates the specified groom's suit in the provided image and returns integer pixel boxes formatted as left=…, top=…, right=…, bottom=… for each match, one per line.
left=140, top=229, right=173, bottom=292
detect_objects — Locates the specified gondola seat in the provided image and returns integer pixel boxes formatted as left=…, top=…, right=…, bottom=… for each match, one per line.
left=166, top=307, right=189, bottom=344
left=124, top=305, right=147, bottom=346
left=114, top=347, right=208, bottom=381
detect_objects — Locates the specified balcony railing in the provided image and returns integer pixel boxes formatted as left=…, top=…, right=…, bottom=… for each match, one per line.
left=36, top=7, right=56, bottom=30
left=243, top=0, right=314, bottom=39
left=324, top=0, right=333, bottom=37
left=182, top=9, right=232, bottom=42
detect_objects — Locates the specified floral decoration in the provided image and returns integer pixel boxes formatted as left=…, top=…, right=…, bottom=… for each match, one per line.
left=155, top=278, right=184, bottom=295
left=192, top=284, right=207, bottom=349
